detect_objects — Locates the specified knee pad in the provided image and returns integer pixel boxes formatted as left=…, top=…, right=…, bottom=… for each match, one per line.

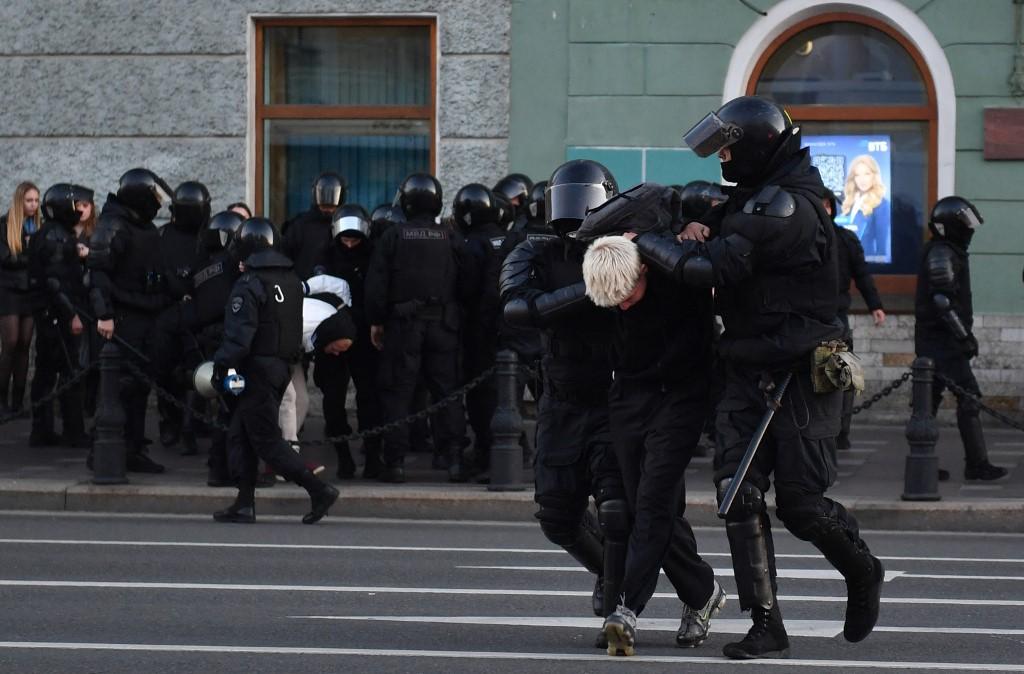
left=774, top=489, right=833, bottom=542
left=716, top=479, right=765, bottom=520
left=596, top=498, right=631, bottom=543
left=536, top=504, right=584, bottom=548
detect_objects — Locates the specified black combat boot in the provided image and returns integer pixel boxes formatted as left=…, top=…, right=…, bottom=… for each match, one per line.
left=293, top=470, right=340, bottom=524
left=722, top=603, right=789, bottom=659
left=378, top=458, right=405, bottom=483
left=335, top=441, right=356, bottom=479
left=447, top=444, right=469, bottom=483
left=213, top=501, right=255, bottom=524
left=808, top=520, right=884, bottom=642
left=960, top=414, right=1008, bottom=481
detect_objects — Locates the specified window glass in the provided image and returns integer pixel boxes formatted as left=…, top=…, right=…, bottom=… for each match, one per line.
left=264, top=119, right=430, bottom=224
left=756, top=22, right=927, bottom=105
left=803, top=121, right=927, bottom=275
left=264, top=26, right=430, bottom=106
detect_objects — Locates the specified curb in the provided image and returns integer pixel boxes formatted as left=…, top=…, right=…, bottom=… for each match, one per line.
left=0, top=480, right=1021, bottom=532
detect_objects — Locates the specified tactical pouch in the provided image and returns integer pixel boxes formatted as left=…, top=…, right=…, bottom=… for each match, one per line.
left=811, top=340, right=864, bottom=394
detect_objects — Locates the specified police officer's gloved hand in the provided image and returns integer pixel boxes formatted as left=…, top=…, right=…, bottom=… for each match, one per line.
left=961, top=334, right=979, bottom=359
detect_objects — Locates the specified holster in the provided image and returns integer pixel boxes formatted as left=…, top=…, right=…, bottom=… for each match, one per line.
left=811, top=340, right=864, bottom=394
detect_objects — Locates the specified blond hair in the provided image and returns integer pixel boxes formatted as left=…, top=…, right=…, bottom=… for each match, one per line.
left=5, top=181, right=39, bottom=255
left=582, top=235, right=641, bottom=308
left=841, top=155, right=885, bottom=218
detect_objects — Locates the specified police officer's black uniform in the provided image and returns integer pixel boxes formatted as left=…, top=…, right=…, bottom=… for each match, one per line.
left=319, top=204, right=384, bottom=479
left=283, top=172, right=346, bottom=280
left=27, top=184, right=91, bottom=447
left=88, top=168, right=174, bottom=473
left=914, top=197, right=1005, bottom=481
left=639, top=97, right=884, bottom=658
left=365, top=173, right=469, bottom=483
left=501, top=160, right=627, bottom=634
left=453, top=184, right=507, bottom=474
left=211, top=218, right=339, bottom=524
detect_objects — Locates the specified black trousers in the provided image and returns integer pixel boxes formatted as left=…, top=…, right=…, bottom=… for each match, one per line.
left=609, top=380, right=714, bottom=612
left=376, top=315, right=466, bottom=462
left=229, top=357, right=311, bottom=503
left=315, top=339, right=383, bottom=453
left=30, top=309, right=84, bottom=438
left=114, top=310, right=159, bottom=452
left=463, top=332, right=497, bottom=452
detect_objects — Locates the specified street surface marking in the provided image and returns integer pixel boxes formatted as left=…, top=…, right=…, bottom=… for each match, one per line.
left=457, top=566, right=906, bottom=581
left=0, top=642, right=1018, bottom=670
left=290, top=615, right=1024, bottom=638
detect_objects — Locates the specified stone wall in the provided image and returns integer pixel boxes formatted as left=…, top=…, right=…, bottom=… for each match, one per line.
left=0, top=0, right=510, bottom=214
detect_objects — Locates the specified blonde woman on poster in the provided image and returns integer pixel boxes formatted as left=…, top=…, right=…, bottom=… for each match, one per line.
left=839, top=154, right=890, bottom=261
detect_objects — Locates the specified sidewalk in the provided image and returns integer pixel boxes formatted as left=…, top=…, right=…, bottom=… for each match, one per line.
left=0, top=412, right=1021, bottom=532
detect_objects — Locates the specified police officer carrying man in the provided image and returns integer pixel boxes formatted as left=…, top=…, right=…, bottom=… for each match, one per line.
left=636, top=96, right=884, bottom=659
left=210, top=217, right=339, bottom=524
left=453, top=183, right=507, bottom=476
left=365, top=173, right=469, bottom=483
left=27, top=183, right=93, bottom=448
left=88, top=168, right=175, bottom=473
left=500, top=159, right=627, bottom=645
left=154, top=181, right=211, bottom=452
left=824, top=191, right=886, bottom=450
left=319, top=203, right=384, bottom=479
left=283, top=172, right=346, bottom=280
left=915, top=197, right=1006, bottom=481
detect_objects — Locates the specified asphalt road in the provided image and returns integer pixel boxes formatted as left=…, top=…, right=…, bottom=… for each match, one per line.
left=0, top=512, right=1022, bottom=673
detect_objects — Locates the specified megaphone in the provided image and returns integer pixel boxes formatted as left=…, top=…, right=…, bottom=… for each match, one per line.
left=193, top=361, right=246, bottom=399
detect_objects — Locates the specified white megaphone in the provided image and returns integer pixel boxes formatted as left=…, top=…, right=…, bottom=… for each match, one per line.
left=193, top=361, right=246, bottom=399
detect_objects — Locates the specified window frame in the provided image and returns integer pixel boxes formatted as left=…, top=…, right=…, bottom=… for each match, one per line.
left=253, top=16, right=437, bottom=217
left=746, top=12, right=938, bottom=297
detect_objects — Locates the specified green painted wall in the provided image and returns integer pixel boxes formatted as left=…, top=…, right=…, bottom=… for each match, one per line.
left=509, top=0, right=1024, bottom=313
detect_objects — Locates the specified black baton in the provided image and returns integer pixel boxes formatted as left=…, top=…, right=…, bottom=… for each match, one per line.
left=717, top=372, right=794, bottom=518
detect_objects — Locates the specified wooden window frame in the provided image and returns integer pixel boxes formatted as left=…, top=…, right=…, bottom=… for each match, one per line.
left=254, top=16, right=437, bottom=216
left=747, top=12, right=938, bottom=300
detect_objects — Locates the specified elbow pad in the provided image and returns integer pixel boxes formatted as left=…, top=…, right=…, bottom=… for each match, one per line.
left=534, top=281, right=588, bottom=321
left=503, top=297, right=534, bottom=328
left=932, top=293, right=969, bottom=340
left=635, top=233, right=688, bottom=277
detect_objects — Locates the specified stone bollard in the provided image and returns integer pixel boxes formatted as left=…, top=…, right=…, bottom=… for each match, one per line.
left=488, top=350, right=526, bottom=492
left=91, top=341, right=128, bottom=485
left=902, top=356, right=940, bottom=501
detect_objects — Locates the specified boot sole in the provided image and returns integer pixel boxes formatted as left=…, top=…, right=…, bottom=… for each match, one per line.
left=604, top=623, right=635, bottom=657
left=722, top=645, right=790, bottom=660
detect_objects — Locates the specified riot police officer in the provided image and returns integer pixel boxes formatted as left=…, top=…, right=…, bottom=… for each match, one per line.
left=27, top=183, right=92, bottom=447
left=453, top=184, right=506, bottom=475
left=365, top=173, right=469, bottom=483
left=493, top=173, right=533, bottom=231
left=369, top=203, right=405, bottom=241
left=637, top=96, right=884, bottom=658
left=319, top=203, right=384, bottom=479
left=500, top=159, right=627, bottom=643
left=154, top=181, right=210, bottom=450
left=915, top=197, right=1006, bottom=481
left=88, top=168, right=174, bottom=473
left=210, top=217, right=339, bottom=524
left=283, top=172, right=347, bottom=279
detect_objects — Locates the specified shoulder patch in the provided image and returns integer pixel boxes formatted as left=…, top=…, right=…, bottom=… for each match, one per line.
left=193, top=261, right=224, bottom=287
left=742, top=185, right=796, bottom=218
left=526, top=233, right=559, bottom=244
left=230, top=296, right=243, bottom=313
left=489, top=236, right=505, bottom=250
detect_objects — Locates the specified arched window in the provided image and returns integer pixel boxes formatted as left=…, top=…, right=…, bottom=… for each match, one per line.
left=749, top=13, right=937, bottom=296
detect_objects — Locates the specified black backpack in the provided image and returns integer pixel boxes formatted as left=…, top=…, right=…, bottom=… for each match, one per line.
left=574, top=182, right=681, bottom=242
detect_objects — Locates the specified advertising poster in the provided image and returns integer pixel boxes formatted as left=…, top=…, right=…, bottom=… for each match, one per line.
left=806, top=134, right=893, bottom=264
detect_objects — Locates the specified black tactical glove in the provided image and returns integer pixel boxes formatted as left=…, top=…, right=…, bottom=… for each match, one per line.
left=960, top=334, right=979, bottom=359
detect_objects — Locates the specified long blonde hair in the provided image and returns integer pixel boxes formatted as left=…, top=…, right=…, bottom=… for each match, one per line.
left=841, top=155, right=885, bottom=218
left=5, top=181, right=39, bottom=255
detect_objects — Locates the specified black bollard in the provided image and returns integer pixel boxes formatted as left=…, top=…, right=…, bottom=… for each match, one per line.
left=488, top=350, right=526, bottom=492
left=902, top=356, right=940, bottom=501
left=92, top=341, right=128, bottom=485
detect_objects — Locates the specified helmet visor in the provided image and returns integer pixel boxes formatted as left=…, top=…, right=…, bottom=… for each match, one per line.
left=683, top=112, right=744, bottom=158
left=153, top=179, right=173, bottom=207
left=960, top=206, right=983, bottom=229
left=545, top=183, right=612, bottom=225
left=315, top=183, right=344, bottom=208
left=332, top=215, right=370, bottom=238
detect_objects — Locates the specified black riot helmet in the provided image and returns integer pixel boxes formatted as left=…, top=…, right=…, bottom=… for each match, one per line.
left=492, top=192, right=514, bottom=230
left=312, top=172, right=347, bottom=210
left=117, top=168, right=173, bottom=222
left=398, top=172, right=443, bottom=219
left=527, top=180, right=547, bottom=219
left=230, top=217, right=278, bottom=261
left=493, top=173, right=533, bottom=206
left=678, top=180, right=728, bottom=221
left=452, top=183, right=496, bottom=230
left=929, top=196, right=983, bottom=248
left=42, top=183, right=82, bottom=227
left=171, top=181, right=211, bottom=233
left=545, top=159, right=618, bottom=238
left=203, top=210, right=245, bottom=252
left=332, top=203, right=371, bottom=239
left=683, top=96, right=799, bottom=185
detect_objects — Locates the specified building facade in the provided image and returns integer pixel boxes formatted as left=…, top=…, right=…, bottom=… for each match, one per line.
left=0, top=0, right=1021, bottom=416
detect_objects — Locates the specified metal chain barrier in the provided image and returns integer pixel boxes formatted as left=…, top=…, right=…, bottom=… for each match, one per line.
left=0, top=360, right=99, bottom=426
left=850, top=369, right=912, bottom=416
left=936, top=373, right=1024, bottom=433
